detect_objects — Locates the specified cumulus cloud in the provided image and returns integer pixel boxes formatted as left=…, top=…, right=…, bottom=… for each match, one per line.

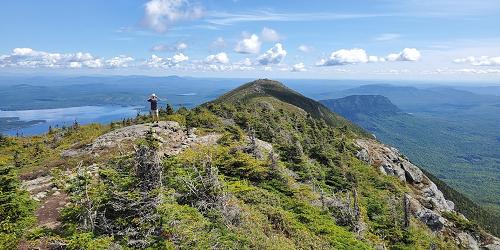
left=298, top=45, right=312, bottom=53
left=211, top=37, right=226, bottom=50
left=316, top=48, right=369, bottom=66
left=0, top=48, right=135, bottom=69
left=176, top=42, right=188, bottom=50
left=386, top=48, right=421, bottom=61
left=261, top=27, right=281, bottom=42
left=240, top=58, right=253, bottom=66
left=257, top=43, right=287, bottom=65
left=317, top=48, right=421, bottom=66
left=143, top=0, right=203, bottom=33
left=105, top=55, right=135, bottom=68
left=172, top=53, right=189, bottom=63
left=205, top=52, right=229, bottom=64
left=145, top=53, right=188, bottom=68
left=151, top=44, right=170, bottom=52
left=234, top=34, right=261, bottom=54
left=151, top=42, right=188, bottom=52
left=291, top=62, right=306, bottom=72
left=453, top=56, right=500, bottom=66
left=368, top=55, right=383, bottom=62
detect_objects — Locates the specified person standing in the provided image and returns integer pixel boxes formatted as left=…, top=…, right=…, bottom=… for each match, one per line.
left=147, top=93, right=159, bottom=123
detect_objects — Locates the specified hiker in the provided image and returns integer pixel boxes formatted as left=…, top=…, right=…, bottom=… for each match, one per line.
left=147, top=93, right=160, bottom=123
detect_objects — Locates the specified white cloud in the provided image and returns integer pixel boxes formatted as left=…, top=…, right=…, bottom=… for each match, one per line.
left=317, top=48, right=421, bottom=66
left=176, top=42, right=188, bottom=50
left=234, top=34, right=261, bottom=54
left=143, top=0, right=203, bottom=33
left=205, top=52, right=229, bottom=64
left=453, top=56, right=500, bottom=66
left=0, top=48, right=135, bottom=69
left=257, top=43, right=287, bottom=65
left=386, top=48, right=421, bottom=61
left=211, top=37, right=226, bottom=49
left=172, top=53, right=189, bottom=63
left=316, top=48, right=369, bottom=66
left=368, top=56, right=381, bottom=62
left=292, top=62, right=306, bottom=72
left=298, top=45, right=312, bottom=53
left=151, top=42, right=188, bottom=52
left=145, top=52, right=188, bottom=68
left=151, top=44, right=170, bottom=52
left=456, top=68, right=500, bottom=74
left=261, top=27, right=281, bottom=42
left=374, top=33, right=401, bottom=41
left=105, top=55, right=134, bottom=68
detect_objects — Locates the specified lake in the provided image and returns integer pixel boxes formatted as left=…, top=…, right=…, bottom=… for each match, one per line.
left=0, top=106, right=143, bottom=136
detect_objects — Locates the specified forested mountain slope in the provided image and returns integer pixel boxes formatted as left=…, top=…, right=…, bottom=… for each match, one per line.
left=0, top=79, right=498, bottom=249
left=321, top=94, right=500, bottom=235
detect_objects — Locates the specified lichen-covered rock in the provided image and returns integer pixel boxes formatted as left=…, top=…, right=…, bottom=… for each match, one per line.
left=400, top=161, right=424, bottom=183
left=421, top=183, right=453, bottom=212
left=61, top=121, right=221, bottom=158
left=354, top=138, right=500, bottom=248
left=457, top=232, right=480, bottom=250
left=407, top=195, right=445, bottom=231
left=484, top=242, right=500, bottom=250
left=356, top=148, right=370, bottom=163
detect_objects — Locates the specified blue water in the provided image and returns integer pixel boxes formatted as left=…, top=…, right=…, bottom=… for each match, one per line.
left=0, top=106, right=143, bottom=136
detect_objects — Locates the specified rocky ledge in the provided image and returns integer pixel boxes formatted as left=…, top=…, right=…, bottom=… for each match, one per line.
left=355, top=139, right=500, bottom=250
left=61, top=121, right=221, bottom=158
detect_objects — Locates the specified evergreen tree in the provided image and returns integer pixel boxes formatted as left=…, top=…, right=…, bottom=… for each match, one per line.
left=166, top=104, right=174, bottom=115
left=13, top=150, right=23, bottom=168
left=0, top=164, right=35, bottom=247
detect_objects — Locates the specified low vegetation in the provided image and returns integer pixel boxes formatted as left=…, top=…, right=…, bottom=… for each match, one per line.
left=0, top=80, right=494, bottom=248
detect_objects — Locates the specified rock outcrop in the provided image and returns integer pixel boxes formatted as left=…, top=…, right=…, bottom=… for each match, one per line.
left=355, top=138, right=500, bottom=249
left=62, top=121, right=221, bottom=158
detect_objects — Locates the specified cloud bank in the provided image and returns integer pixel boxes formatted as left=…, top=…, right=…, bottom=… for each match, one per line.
left=0, top=48, right=134, bottom=69
left=453, top=56, right=500, bottom=66
left=317, top=48, right=421, bottom=66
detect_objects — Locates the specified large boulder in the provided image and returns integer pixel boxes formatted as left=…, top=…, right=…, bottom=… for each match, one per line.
left=420, top=183, right=453, bottom=212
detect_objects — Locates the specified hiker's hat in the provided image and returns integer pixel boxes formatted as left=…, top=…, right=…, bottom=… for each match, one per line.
left=151, top=93, right=157, bottom=98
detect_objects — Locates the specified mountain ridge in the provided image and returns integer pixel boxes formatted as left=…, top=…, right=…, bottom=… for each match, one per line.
left=1, top=79, right=499, bottom=249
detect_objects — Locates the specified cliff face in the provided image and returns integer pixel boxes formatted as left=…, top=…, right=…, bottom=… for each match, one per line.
left=355, top=139, right=500, bottom=249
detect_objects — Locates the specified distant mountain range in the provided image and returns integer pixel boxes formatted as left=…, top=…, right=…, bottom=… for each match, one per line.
left=320, top=95, right=402, bottom=117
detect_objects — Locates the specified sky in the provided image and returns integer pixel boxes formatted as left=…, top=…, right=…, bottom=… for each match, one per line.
left=1, top=0, right=500, bottom=81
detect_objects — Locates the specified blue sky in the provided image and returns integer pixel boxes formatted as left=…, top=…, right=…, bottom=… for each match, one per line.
left=1, top=0, right=500, bottom=80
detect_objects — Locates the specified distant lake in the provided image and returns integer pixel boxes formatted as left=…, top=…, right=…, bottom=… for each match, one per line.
left=0, top=106, right=143, bottom=136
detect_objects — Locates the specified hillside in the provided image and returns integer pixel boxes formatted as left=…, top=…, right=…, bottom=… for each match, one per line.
left=1, top=79, right=499, bottom=249
left=321, top=94, right=500, bottom=221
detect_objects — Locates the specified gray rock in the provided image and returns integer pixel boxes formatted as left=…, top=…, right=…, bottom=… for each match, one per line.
left=484, top=243, right=500, bottom=250
left=400, top=161, right=424, bottom=183
left=356, top=148, right=370, bottom=163
left=421, top=183, right=453, bottom=212
left=417, top=210, right=446, bottom=231
left=457, top=232, right=479, bottom=250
